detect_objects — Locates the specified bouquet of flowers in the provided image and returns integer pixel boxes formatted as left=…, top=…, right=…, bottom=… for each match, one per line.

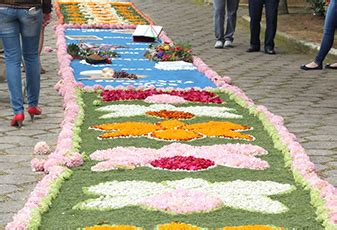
left=144, top=41, right=193, bottom=63
left=67, top=42, right=121, bottom=64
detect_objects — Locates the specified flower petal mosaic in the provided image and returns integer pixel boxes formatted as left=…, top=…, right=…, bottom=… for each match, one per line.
left=74, top=178, right=294, bottom=214
left=6, top=1, right=337, bottom=230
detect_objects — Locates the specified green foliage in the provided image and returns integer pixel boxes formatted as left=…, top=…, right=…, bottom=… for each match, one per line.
left=306, top=0, right=327, bottom=16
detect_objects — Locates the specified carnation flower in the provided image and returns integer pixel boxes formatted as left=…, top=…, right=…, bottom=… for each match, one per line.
left=31, top=158, right=46, bottom=172
left=33, top=141, right=51, bottom=155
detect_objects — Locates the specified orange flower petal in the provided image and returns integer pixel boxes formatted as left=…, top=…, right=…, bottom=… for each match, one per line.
left=157, top=222, right=201, bottom=230
left=146, top=110, right=195, bottom=119
left=152, top=129, right=202, bottom=141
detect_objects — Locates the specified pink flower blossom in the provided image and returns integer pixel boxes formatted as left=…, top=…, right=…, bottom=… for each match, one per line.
left=90, top=143, right=269, bottom=172
left=31, top=158, right=46, bottom=172
left=33, top=141, right=51, bottom=155
left=144, top=94, right=187, bottom=104
left=65, top=152, right=84, bottom=168
left=141, top=189, right=222, bottom=214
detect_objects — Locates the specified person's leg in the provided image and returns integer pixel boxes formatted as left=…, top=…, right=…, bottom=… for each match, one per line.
left=224, top=0, right=240, bottom=43
left=248, top=0, right=263, bottom=50
left=0, top=8, right=24, bottom=114
left=39, top=26, right=46, bottom=74
left=314, top=1, right=337, bottom=65
left=19, top=8, right=42, bottom=109
left=214, top=0, right=226, bottom=46
left=264, top=0, right=279, bottom=50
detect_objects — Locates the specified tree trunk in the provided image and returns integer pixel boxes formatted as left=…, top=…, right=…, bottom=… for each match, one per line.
left=278, top=0, right=289, bottom=14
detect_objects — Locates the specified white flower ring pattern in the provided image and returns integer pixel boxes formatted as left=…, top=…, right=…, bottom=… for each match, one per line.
left=74, top=178, right=295, bottom=214
left=154, top=61, right=197, bottom=71
left=90, top=143, right=269, bottom=172
left=96, top=104, right=242, bottom=119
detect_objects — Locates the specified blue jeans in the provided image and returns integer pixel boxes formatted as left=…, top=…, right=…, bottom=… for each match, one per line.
left=0, top=6, right=42, bottom=114
left=315, top=0, right=337, bottom=65
left=214, top=0, right=240, bottom=42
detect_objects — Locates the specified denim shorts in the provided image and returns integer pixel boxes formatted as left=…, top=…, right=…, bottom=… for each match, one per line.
left=0, top=6, right=42, bottom=38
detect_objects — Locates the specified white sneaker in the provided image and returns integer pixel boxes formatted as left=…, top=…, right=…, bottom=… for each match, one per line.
left=214, top=41, right=224, bottom=49
left=224, top=40, right=233, bottom=48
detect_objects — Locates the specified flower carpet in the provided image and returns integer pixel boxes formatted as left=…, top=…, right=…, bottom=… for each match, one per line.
left=6, top=1, right=337, bottom=230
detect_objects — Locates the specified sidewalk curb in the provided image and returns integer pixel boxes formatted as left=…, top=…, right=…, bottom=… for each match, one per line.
left=242, top=15, right=337, bottom=57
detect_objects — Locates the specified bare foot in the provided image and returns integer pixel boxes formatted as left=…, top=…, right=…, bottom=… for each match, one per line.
left=304, top=62, right=319, bottom=68
left=330, top=63, right=337, bottom=67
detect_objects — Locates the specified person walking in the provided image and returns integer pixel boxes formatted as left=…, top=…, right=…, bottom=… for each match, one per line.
left=300, top=0, right=337, bottom=70
left=0, top=0, right=52, bottom=127
left=213, top=0, right=240, bottom=48
left=246, top=0, right=279, bottom=54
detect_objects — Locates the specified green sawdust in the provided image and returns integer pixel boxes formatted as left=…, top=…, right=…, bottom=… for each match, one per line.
left=39, top=92, right=324, bottom=229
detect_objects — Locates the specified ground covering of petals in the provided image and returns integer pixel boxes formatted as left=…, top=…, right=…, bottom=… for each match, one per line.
left=6, top=1, right=337, bottom=229
left=31, top=92, right=325, bottom=229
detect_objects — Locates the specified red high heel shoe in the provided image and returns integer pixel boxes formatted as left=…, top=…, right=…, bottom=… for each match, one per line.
left=10, top=113, right=25, bottom=128
left=27, top=106, right=42, bottom=121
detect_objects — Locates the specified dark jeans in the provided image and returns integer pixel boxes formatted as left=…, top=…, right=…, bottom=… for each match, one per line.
left=315, top=0, right=337, bottom=65
left=248, top=0, right=279, bottom=49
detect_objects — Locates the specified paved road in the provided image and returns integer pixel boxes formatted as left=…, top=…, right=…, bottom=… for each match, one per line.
left=0, top=13, right=63, bottom=228
left=1, top=1, right=337, bottom=228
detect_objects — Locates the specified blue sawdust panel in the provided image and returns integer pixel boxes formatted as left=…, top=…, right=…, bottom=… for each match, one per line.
left=65, top=28, right=216, bottom=88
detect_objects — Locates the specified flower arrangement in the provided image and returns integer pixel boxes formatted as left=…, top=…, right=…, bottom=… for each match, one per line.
left=89, top=143, right=269, bottom=172
left=150, top=156, right=215, bottom=171
left=67, top=42, right=120, bottom=64
left=101, top=68, right=139, bottom=80
left=145, top=110, right=195, bottom=119
left=156, top=223, right=201, bottom=230
left=74, top=178, right=294, bottom=214
left=100, top=89, right=223, bottom=104
left=112, top=3, right=150, bottom=25
left=90, top=120, right=253, bottom=141
left=144, top=42, right=193, bottom=63
left=33, top=141, right=51, bottom=155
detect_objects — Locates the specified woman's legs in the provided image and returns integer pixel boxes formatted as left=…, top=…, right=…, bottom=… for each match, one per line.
left=0, top=8, right=24, bottom=114
left=18, top=8, right=42, bottom=108
left=301, top=1, right=337, bottom=69
left=39, top=26, right=46, bottom=74
left=314, top=1, right=337, bottom=65
left=2, top=35, right=24, bottom=114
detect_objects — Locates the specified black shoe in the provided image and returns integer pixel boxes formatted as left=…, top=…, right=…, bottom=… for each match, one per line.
left=300, top=64, right=323, bottom=71
left=325, top=64, right=337, bottom=69
left=246, top=47, right=260, bottom=52
left=264, top=48, right=276, bottom=55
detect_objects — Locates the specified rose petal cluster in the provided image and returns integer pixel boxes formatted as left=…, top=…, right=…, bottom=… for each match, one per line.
left=100, top=88, right=223, bottom=104
left=33, top=141, right=51, bottom=155
left=150, top=156, right=215, bottom=171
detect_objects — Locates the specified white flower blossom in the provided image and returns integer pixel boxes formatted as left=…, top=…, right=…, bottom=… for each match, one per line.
left=74, top=178, right=294, bottom=214
left=96, top=104, right=242, bottom=119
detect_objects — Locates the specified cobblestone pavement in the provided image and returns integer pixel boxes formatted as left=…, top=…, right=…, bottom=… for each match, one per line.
left=1, top=1, right=337, bottom=228
left=0, top=13, right=63, bottom=228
